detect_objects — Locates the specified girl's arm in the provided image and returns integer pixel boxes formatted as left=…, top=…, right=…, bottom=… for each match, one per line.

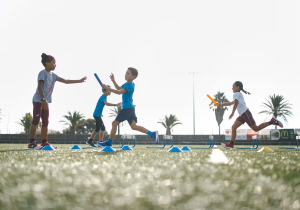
left=222, top=101, right=235, bottom=106
left=229, top=100, right=238, bottom=119
left=102, top=84, right=127, bottom=95
left=38, top=80, right=49, bottom=110
left=58, top=76, right=86, bottom=84
left=104, top=101, right=122, bottom=107
left=110, top=73, right=122, bottom=90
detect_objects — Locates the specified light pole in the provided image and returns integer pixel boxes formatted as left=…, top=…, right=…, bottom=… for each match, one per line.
left=189, top=72, right=198, bottom=135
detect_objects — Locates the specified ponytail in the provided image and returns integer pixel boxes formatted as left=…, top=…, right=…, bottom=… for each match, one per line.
left=235, top=81, right=251, bottom=95
left=241, top=89, right=251, bottom=95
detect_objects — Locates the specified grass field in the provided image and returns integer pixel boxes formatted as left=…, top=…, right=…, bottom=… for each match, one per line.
left=0, top=144, right=300, bottom=210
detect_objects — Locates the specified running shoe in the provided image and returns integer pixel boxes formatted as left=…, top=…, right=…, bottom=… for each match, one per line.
left=28, top=141, right=43, bottom=150
left=41, top=141, right=57, bottom=149
left=269, top=117, right=283, bottom=128
left=86, top=140, right=97, bottom=148
left=97, top=141, right=112, bottom=147
left=221, top=141, right=234, bottom=149
left=151, top=131, right=159, bottom=144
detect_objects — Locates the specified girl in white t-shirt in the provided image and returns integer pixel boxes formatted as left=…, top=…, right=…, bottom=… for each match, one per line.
left=220, top=81, right=283, bottom=149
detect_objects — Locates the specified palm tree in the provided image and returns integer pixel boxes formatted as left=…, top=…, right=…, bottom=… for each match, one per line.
left=16, top=113, right=33, bottom=134
left=158, top=114, right=182, bottom=135
left=109, top=106, right=122, bottom=135
left=258, top=94, right=293, bottom=129
left=60, top=111, right=85, bottom=134
left=209, top=91, right=230, bottom=135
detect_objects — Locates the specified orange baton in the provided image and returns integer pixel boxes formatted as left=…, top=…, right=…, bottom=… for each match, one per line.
left=207, top=94, right=220, bottom=107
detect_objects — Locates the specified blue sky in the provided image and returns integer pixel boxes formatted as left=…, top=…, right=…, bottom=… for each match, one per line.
left=0, top=0, right=299, bottom=135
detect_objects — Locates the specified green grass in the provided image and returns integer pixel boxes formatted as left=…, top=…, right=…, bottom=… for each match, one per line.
left=0, top=144, right=300, bottom=210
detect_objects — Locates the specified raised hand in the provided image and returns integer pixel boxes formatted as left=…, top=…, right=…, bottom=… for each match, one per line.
left=110, top=73, right=115, bottom=82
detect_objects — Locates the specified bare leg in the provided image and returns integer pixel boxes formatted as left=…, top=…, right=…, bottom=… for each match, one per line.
left=99, top=131, right=105, bottom=142
left=41, top=126, right=48, bottom=140
left=109, top=120, right=120, bottom=140
left=90, top=131, right=97, bottom=140
left=231, top=120, right=243, bottom=142
left=130, top=120, right=149, bottom=134
left=251, top=122, right=270, bottom=132
left=29, top=124, right=37, bottom=139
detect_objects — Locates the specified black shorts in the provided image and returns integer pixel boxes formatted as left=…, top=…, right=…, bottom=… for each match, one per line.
left=93, top=115, right=105, bottom=132
left=115, top=107, right=137, bottom=125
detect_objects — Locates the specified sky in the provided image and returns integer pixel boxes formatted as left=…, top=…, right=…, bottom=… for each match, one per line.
left=0, top=0, right=300, bottom=135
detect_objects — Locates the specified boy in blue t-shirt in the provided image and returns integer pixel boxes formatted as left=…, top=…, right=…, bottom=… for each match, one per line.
left=86, top=85, right=122, bottom=147
left=98, top=67, right=159, bottom=147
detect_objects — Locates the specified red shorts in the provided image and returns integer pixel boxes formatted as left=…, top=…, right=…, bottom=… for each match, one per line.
left=32, top=101, right=49, bottom=127
left=236, top=109, right=256, bottom=127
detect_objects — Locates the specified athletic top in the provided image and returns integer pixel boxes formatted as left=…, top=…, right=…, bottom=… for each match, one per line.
left=121, top=82, right=135, bottom=109
left=32, top=70, right=60, bottom=103
left=233, top=92, right=248, bottom=116
left=93, top=94, right=107, bottom=117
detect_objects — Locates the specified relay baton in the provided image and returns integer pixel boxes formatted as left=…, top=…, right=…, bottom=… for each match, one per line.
left=94, top=73, right=106, bottom=91
left=207, top=94, right=220, bottom=107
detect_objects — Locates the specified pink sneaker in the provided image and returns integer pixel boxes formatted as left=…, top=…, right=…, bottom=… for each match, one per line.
left=28, top=141, right=43, bottom=150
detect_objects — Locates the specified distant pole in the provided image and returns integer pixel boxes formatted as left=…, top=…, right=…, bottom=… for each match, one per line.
left=189, top=72, right=198, bottom=135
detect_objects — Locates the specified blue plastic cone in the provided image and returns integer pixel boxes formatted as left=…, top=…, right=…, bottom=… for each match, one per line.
left=42, top=145, right=56, bottom=151
left=168, top=146, right=182, bottom=153
left=70, top=145, right=82, bottom=150
left=101, top=146, right=116, bottom=152
left=121, top=145, right=133, bottom=151
left=181, top=146, right=192, bottom=151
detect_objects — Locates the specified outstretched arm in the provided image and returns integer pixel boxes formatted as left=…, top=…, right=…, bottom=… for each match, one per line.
left=222, top=101, right=235, bottom=106
left=58, top=76, right=87, bottom=84
left=110, top=73, right=122, bottom=90
left=229, top=100, right=238, bottom=119
left=102, top=84, right=127, bottom=95
left=104, top=101, right=122, bottom=107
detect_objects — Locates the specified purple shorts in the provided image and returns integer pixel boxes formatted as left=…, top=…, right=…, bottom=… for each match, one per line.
left=32, top=101, right=49, bottom=127
left=236, top=109, right=256, bottom=127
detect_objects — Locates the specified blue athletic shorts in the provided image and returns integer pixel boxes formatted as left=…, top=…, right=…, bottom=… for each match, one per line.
left=115, top=107, right=137, bottom=125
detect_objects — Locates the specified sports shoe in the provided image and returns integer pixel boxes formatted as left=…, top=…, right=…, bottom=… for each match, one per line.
left=269, top=117, right=283, bottom=128
left=86, top=140, right=97, bottom=148
left=41, top=141, right=57, bottom=149
left=151, top=131, right=159, bottom=144
left=28, top=141, right=43, bottom=150
left=97, top=141, right=112, bottom=147
left=221, top=141, right=234, bottom=149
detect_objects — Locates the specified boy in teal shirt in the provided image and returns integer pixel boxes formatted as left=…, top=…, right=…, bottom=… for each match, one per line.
left=99, top=67, right=159, bottom=147
left=86, top=85, right=121, bottom=147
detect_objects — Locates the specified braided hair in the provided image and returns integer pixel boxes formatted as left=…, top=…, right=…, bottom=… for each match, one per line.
left=234, top=81, right=251, bottom=95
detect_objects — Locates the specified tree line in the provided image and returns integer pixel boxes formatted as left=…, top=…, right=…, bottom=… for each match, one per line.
left=0, top=93, right=293, bottom=135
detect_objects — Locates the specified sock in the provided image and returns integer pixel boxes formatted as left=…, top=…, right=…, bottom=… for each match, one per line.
left=42, top=139, right=47, bottom=144
left=230, top=141, right=235, bottom=145
left=268, top=119, right=274, bottom=125
left=147, top=131, right=153, bottom=136
left=89, top=138, right=93, bottom=141
left=107, top=139, right=113, bottom=145
left=30, top=139, right=35, bottom=143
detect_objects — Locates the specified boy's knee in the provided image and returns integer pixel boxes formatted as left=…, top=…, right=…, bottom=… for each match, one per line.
left=130, top=125, right=137, bottom=130
left=112, top=121, right=119, bottom=127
